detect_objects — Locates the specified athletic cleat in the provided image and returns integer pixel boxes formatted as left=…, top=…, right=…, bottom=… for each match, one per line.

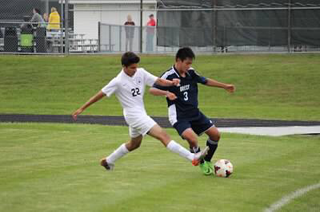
left=206, top=160, right=213, bottom=171
left=192, top=146, right=209, bottom=166
left=200, top=161, right=213, bottom=176
left=100, top=158, right=114, bottom=171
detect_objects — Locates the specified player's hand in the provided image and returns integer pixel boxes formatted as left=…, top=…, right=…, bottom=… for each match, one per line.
left=172, top=78, right=180, bottom=86
left=72, top=108, right=84, bottom=121
left=225, top=84, right=235, bottom=93
left=166, top=91, right=177, bottom=100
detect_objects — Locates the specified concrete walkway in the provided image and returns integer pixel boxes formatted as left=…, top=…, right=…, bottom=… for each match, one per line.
left=219, top=126, right=320, bottom=136
left=1, top=114, right=319, bottom=137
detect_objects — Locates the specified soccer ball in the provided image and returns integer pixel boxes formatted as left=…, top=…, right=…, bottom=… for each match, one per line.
left=214, top=159, right=233, bottom=178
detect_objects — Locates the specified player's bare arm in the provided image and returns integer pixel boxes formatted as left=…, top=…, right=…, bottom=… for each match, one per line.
left=155, top=78, right=180, bottom=87
left=205, top=78, right=236, bottom=93
left=149, top=78, right=179, bottom=100
left=72, top=90, right=106, bottom=120
left=149, top=87, right=177, bottom=100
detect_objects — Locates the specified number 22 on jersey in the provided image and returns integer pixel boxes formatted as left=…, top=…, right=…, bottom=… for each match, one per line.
left=131, top=88, right=141, bottom=97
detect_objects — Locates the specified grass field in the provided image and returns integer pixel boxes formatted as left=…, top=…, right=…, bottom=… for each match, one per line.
left=1, top=54, right=320, bottom=211
left=0, top=123, right=319, bottom=212
left=0, top=54, right=320, bottom=120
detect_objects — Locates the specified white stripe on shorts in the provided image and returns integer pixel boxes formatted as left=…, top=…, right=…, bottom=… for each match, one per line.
left=168, top=104, right=178, bottom=126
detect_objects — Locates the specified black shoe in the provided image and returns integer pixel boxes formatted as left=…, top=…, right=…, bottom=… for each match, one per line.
left=100, top=158, right=114, bottom=171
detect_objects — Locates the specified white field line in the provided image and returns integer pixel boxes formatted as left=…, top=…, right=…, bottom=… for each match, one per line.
left=264, top=182, right=320, bottom=212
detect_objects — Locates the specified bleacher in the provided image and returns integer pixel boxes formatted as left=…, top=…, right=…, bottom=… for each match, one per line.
left=0, top=26, right=100, bottom=53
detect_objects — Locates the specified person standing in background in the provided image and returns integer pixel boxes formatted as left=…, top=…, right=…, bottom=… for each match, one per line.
left=124, top=15, right=135, bottom=52
left=47, top=7, right=60, bottom=32
left=146, top=14, right=156, bottom=52
left=21, top=8, right=46, bottom=29
left=46, top=7, right=61, bottom=53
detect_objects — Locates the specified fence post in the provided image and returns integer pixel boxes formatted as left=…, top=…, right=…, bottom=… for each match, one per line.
left=65, top=0, right=69, bottom=55
left=140, top=0, right=143, bottom=53
left=213, top=0, right=217, bottom=53
left=287, top=0, right=292, bottom=53
left=45, top=0, right=49, bottom=16
left=60, top=0, right=64, bottom=53
left=119, top=25, right=122, bottom=52
left=109, top=25, right=112, bottom=51
left=98, top=22, right=101, bottom=52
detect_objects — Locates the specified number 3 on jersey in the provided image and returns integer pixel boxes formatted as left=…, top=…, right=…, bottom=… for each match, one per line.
left=131, top=88, right=141, bottom=97
left=183, top=91, right=188, bottom=101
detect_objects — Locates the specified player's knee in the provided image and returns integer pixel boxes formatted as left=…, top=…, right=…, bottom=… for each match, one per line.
left=215, top=133, right=221, bottom=141
left=210, top=132, right=221, bottom=142
left=208, top=128, right=221, bottom=142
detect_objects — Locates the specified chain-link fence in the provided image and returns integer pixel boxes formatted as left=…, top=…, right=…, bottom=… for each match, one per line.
left=99, top=23, right=189, bottom=54
left=0, top=0, right=72, bottom=54
left=1, top=0, right=320, bottom=54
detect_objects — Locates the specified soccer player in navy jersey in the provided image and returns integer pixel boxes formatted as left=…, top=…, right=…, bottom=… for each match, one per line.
left=150, top=47, right=235, bottom=175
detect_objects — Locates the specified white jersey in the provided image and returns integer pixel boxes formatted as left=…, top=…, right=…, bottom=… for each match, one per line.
left=101, top=68, right=157, bottom=119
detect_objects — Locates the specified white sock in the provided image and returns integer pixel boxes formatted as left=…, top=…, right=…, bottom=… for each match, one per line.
left=166, top=140, right=194, bottom=161
left=106, top=143, right=129, bottom=164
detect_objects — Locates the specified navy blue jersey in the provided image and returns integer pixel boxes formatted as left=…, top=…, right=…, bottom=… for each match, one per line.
left=153, top=66, right=207, bottom=125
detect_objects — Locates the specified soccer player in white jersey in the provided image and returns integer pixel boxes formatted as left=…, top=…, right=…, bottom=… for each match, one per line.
left=72, top=52, right=208, bottom=171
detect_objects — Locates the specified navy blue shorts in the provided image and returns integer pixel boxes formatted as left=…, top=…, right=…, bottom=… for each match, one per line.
left=173, top=111, right=215, bottom=137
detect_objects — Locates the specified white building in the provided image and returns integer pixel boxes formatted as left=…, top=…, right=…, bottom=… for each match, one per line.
left=69, top=0, right=157, bottom=39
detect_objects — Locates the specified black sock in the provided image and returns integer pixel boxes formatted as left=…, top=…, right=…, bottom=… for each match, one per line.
left=204, top=139, right=218, bottom=162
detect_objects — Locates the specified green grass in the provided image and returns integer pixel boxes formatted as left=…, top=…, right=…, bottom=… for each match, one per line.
left=1, top=54, right=320, bottom=120
left=0, top=123, right=319, bottom=212
left=1, top=54, right=319, bottom=211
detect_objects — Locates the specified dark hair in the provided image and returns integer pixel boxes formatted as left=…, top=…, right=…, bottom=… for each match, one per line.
left=176, top=47, right=195, bottom=62
left=34, top=8, right=41, bottom=14
left=121, top=52, right=140, bottom=67
left=149, top=14, right=154, bottom=17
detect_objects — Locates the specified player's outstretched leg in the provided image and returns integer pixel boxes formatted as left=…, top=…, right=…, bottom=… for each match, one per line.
left=100, top=135, right=142, bottom=171
left=148, top=124, right=208, bottom=166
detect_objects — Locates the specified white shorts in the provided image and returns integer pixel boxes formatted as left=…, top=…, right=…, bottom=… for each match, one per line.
left=125, top=114, right=157, bottom=138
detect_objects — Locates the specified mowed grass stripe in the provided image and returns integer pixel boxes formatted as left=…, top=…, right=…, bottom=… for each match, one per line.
left=1, top=123, right=319, bottom=212
left=0, top=54, right=319, bottom=120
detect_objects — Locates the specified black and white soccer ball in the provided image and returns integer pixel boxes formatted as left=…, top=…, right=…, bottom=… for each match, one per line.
left=214, top=159, right=233, bottom=178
